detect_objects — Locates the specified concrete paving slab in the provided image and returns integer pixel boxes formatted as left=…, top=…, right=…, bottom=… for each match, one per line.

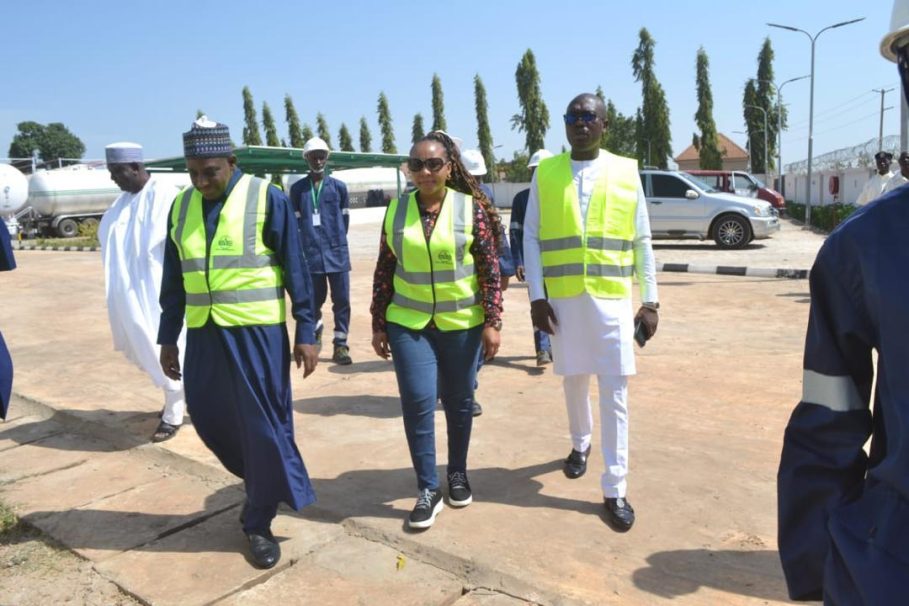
left=452, top=590, right=536, bottom=606
left=27, top=473, right=244, bottom=562
left=97, top=507, right=345, bottom=606
left=215, top=534, right=464, bottom=606
left=0, top=449, right=167, bottom=516
left=0, top=432, right=112, bottom=483
left=0, top=414, right=64, bottom=451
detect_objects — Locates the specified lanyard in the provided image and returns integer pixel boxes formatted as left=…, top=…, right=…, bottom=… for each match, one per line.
left=310, top=180, right=324, bottom=213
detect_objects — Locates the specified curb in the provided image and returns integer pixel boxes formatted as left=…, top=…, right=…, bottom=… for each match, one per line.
left=658, top=262, right=809, bottom=280
left=14, top=244, right=98, bottom=252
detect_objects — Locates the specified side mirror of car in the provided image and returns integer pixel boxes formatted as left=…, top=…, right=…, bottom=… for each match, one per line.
left=685, top=189, right=699, bottom=200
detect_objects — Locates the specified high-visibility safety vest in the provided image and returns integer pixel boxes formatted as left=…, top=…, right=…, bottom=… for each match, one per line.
left=536, top=151, right=638, bottom=299
left=170, top=174, right=285, bottom=328
left=383, top=188, right=483, bottom=331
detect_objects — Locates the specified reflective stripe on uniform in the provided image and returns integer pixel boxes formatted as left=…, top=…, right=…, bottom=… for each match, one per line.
left=801, top=369, right=865, bottom=412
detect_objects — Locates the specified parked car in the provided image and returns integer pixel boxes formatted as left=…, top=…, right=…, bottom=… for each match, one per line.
left=639, top=169, right=780, bottom=249
left=685, top=169, right=786, bottom=211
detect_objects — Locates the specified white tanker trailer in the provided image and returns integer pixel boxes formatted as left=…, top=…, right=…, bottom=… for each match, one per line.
left=17, top=165, right=190, bottom=238
left=1, top=163, right=29, bottom=235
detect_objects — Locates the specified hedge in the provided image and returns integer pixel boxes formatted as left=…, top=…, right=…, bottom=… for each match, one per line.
left=784, top=201, right=858, bottom=233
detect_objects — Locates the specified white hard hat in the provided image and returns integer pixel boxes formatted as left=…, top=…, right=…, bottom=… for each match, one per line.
left=528, top=149, right=553, bottom=168
left=882, top=1, right=909, bottom=61
left=302, top=137, right=330, bottom=156
left=461, top=149, right=487, bottom=176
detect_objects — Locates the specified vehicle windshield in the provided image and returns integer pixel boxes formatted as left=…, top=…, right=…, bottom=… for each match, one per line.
left=682, top=173, right=719, bottom=193
left=751, top=175, right=766, bottom=188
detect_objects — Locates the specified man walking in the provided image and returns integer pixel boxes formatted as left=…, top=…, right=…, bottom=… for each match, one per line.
left=524, top=93, right=659, bottom=532
left=289, top=137, right=353, bottom=365
left=100, top=142, right=186, bottom=442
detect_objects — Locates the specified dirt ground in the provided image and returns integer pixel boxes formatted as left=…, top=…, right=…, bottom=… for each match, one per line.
left=0, top=215, right=826, bottom=605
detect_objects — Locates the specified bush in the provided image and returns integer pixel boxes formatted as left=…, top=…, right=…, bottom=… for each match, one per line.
left=785, top=201, right=857, bottom=233
left=77, top=220, right=100, bottom=247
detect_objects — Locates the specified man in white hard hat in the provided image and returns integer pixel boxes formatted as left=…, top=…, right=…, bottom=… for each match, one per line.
left=289, top=137, right=353, bottom=365
left=99, top=142, right=186, bottom=442
left=461, top=149, right=515, bottom=416
left=778, top=4, right=909, bottom=601
left=855, top=150, right=894, bottom=205
left=510, top=150, right=553, bottom=367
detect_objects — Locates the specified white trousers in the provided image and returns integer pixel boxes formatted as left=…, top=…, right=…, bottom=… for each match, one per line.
left=562, top=373, right=628, bottom=498
left=162, top=387, right=186, bottom=425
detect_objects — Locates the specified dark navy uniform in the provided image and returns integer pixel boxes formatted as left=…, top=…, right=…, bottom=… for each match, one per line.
left=778, top=189, right=909, bottom=604
left=289, top=175, right=351, bottom=346
left=0, top=226, right=15, bottom=419
left=510, top=187, right=550, bottom=355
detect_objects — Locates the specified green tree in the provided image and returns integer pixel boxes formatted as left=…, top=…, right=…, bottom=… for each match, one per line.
left=8, top=121, right=85, bottom=169
left=359, top=117, right=372, bottom=152
left=316, top=113, right=332, bottom=149
left=338, top=123, right=354, bottom=151
left=431, top=74, right=446, bottom=132
left=284, top=95, right=305, bottom=148
left=743, top=38, right=782, bottom=174
left=511, top=49, right=550, bottom=154
left=377, top=92, right=396, bottom=154
left=242, top=86, right=263, bottom=146
left=412, top=113, right=425, bottom=144
left=694, top=48, right=723, bottom=169
left=594, top=86, right=636, bottom=157
left=631, top=28, right=672, bottom=168
left=496, top=151, right=531, bottom=182
left=262, top=102, right=281, bottom=147
left=474, top=74, right=495, bottom=179
left=302, top=123, right=314, bottom=141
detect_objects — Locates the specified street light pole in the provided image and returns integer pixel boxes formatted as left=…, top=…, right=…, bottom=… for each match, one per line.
left=768, top=17, right=865, bottom=227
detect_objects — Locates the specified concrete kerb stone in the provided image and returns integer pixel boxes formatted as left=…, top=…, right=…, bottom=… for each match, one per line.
left=14, top=244, right=99, bottom=252
left=657, top=262, right=810, bottom=280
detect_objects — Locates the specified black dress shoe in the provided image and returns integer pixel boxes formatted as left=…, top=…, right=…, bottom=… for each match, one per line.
left=247, top=531, right=281, bottom=569
left=604, top=497, right=635, bottom=532
left=563, top=446, right=591, bottom=479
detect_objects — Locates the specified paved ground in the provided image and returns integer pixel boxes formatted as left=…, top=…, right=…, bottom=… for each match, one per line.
left=0, top=213, right=826, bottom=605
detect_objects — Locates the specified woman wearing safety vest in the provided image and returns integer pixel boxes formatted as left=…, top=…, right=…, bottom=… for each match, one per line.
left=370, top=130, right=503, bottom=530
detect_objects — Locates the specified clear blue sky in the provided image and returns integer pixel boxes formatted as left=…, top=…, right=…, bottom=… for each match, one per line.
left=3, top=0, right=897, bottom=170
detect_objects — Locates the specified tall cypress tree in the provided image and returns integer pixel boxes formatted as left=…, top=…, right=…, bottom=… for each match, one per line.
left=474, top=75, right=495, bottom=178
left=338, top=123, right=354, bottom=151
left=359, top=117, right=372, bottom=152
left=302, top=123, right=314, bottom=142
left=631, top=29, right=672, bottom=168
left=431, top=74, right=446, bottom=132
left=262, top=102, right=281, bottom=147
left=241, top=86, right=262, bottom=146
left=412, top=113, right=425, bottom=144
left=377, top=92, right=396, bottom=154
left=694, top=48, right=723, bottom=169
left=316, top=113, right=332, bottom=148
left=284, top=95, right=305, bottom=148
left=511, top=49, right=549, bottom=154
left=595, top=86, right=636, bottom=157
left=743, top=38, right=781, bottom=174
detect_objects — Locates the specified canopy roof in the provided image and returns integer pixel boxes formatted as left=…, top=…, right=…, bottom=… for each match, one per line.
left=145, top=145, right=408, bottom=174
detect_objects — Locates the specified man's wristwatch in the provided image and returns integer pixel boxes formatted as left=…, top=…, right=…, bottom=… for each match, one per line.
left=642, top=302, right=660, bottom=311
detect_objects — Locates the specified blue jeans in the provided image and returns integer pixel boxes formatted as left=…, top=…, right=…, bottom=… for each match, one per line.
left=534, top=328, right=551, bottom=354
left=387, top=323, right=482, bottom=491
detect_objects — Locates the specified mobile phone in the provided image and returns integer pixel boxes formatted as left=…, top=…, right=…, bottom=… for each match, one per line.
left=634, top=320, right=647, bottom=348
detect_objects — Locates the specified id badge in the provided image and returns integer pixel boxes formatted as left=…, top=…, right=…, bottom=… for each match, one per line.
left=312, top=212, right=321, bottom=227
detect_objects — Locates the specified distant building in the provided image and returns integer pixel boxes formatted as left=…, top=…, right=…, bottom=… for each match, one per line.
left=674, top=133, right=749, bottom=171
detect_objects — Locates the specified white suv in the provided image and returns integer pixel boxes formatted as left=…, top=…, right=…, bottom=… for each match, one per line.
left=639, top=169, right=780, bottom=249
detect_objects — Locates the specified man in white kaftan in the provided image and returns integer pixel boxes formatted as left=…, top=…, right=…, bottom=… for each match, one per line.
left=525, top=94, right=659, bottom=532
left=99, top=142, right=186, bottom=442
left=856, top=151, right=895, bottom=205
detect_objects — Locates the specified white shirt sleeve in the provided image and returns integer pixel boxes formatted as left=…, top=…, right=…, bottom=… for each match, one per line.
left=633, top=182, right=658, bottom=304
left=523, top=172, right=546, bottom=301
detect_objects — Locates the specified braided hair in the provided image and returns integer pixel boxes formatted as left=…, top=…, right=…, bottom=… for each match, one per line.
left=420, top=130, right=503, bottom=249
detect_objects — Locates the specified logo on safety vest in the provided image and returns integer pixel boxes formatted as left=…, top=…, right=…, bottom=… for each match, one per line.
left=216, top=235, right=235, bottom=251
left=437, top=250, right=453, bottom=265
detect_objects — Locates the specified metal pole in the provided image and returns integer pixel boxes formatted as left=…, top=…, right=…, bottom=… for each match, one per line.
left=873, top=88, right=895, bottom=152
left=778, top=89, right=784, bottom=193
left=806, top=38, right=816, bottom=226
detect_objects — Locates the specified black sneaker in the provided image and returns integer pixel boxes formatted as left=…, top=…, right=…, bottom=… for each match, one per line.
left=408, top=488, right=443, bottom=529
left=332, top=345, right=352, bottom=365
left=447, top=471, right=472, bottom=507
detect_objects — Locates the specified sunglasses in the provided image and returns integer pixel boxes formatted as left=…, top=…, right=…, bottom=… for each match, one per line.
left=407, top=157, right=448, bottom=173
left=563, top=111, right=598, bottom=125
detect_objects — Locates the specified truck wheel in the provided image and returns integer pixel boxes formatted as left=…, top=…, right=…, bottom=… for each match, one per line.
left=56, top=218, right=79, bottom=238
left=713, top=214, right=751, bottom=249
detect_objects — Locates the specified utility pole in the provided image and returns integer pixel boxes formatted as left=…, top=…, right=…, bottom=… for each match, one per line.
left=873, top=87, right=895, bottom=152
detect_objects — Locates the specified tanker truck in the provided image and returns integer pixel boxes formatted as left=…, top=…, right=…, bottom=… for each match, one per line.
left=1, top=163, right=29, bottom=235
left=15, top=165, right=190, bottom=238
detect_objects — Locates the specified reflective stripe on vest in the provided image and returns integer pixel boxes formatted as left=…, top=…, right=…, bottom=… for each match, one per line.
left=536, top=151, right=638, bottom=299
left=383, top=188, right=483, bottom=331
left=170, top=174, right=285, bottom=328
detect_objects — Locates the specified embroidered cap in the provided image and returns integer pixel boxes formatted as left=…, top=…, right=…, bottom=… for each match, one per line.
left=183, top=116, right=232, bottom=158
left=105, top=142, right=143, bottom=164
